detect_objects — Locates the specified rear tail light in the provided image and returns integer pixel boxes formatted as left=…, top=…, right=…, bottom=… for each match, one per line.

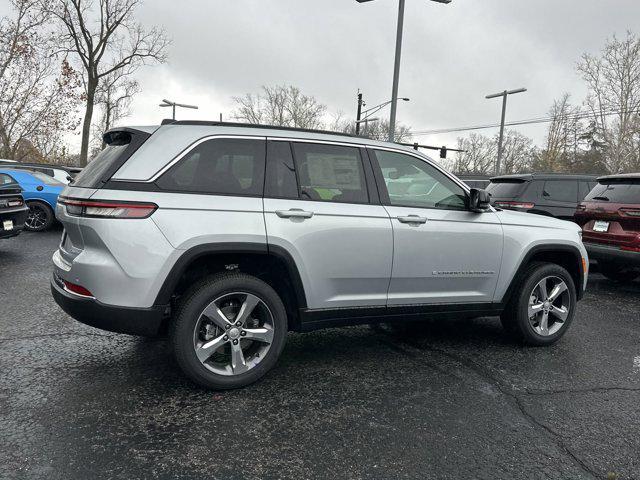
left=621, top=246, right=640, bottom=253
left=7, top=198, right=23, bottom=207
left=59, top=196, right=157, bottom=219
left=63, top=280, right=94, bottom=298
left=620, top=208, right=640, bottom=217
left=494, top=201, right=535, bottom=209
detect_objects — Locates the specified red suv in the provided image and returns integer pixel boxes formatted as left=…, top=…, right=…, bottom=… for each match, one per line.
left=575, top=174, right=640, bottom=282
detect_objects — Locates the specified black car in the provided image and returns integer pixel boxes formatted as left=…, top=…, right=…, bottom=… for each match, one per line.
left=0, top=173, right=29, bottom=239
left=486, top=173, right=599, bottom=220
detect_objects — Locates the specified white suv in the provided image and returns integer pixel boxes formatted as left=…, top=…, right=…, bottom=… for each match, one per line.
left=51, top=122, right=588, bottom=389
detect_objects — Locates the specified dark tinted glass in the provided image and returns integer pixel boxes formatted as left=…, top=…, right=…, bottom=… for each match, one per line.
left=292, top=143, right=368, bottom=203
left=265, top=141, right=298, bottom=199
left=585, top=180, right=640, bottom=204
left=73, top=133, right=131, bottom=188
left=158, top=138, right=266, bottom=196
left=373, top=150, right=467, bottom=210
left=543, top=180, right=578, bottom=202
left=486, top=180, right=526, bottom=198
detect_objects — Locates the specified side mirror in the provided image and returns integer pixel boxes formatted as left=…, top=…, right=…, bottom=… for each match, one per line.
left=469, top=188, right=491, bottom=213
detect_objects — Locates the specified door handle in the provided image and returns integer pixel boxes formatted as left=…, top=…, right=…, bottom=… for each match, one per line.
left=276, top=208, right=314, bottom=219
left=397, top=215, right=427, bottom=224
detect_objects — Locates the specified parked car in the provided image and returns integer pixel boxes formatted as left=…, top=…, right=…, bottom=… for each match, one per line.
left=456, top=174, right=491, bottom=190
left=575, top=173, right=640, bottom=282
left=51, top=122, right=588, bottom=390
left=486, top=173, right=599, bottom=220
left=0, top=169, right=64, bottom=231
left=0, top=160, right=75, bottom=184
left=0, top=173, right=29, bottom=239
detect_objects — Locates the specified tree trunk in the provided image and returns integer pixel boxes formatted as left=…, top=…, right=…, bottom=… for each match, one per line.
left=79, top=79, right=97, bottom=167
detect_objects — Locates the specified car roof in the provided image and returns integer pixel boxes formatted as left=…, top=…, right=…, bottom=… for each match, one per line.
left=110, top=121, right=437, bottom=182
left=597, top=173, right=640, bottom=182
left=490, top=173, right=599, bottom=181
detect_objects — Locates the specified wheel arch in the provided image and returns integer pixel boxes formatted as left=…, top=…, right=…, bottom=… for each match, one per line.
left=501, top=244, right=585, bottom=305
left=155, top=242, right=307, bottom=330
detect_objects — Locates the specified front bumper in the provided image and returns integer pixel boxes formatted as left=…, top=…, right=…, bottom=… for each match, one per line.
left=584, top=242, right=640, bottom=267
left=51, top=275, right=167, bottom=336
left=0, top=207, right=28, bottom=238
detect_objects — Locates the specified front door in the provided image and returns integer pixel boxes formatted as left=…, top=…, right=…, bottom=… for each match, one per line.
left=369, top=148, right=504, bottom=305
left=264, top=140, right=393, bottom=310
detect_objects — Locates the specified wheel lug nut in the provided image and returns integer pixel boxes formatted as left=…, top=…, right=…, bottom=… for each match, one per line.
left=235, top=321, right=241, bottom=327
left=225, top=325, right=230, bottom=330
left=232, top=339, right=238, bottom=345
left=223, top=335, right=229, bottom=341
left=241, top=331, right=246, bottom=336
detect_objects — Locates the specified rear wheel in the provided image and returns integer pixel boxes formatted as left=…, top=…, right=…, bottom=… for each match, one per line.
left=170, top=272, right=287, bottom=390
left=501, top=262, right=577, bottom=346
left=598, top=261, right=640, bottom=283
left=25, top=201, right=54, bottom=232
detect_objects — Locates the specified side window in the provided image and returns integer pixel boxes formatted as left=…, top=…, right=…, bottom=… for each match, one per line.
left=372, top=149, right=467, bottom=210
left=157, top=138, right=266, bottom=196
left=265, top=141, right=298, bottom=199
left=291, top=143, right=369, bottom=204
left=0, top=173, right=16, bottom=185
left=543, top=180, right=578, bottom=202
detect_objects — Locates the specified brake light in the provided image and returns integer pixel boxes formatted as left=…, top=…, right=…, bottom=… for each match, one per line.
left=59, top=196, right=157, bottom=219
left=495, top=201, right=535, bottom=209
left=621, top=246, right=640, bottom=253
left=7, top=198, right=23, bottom=207
left=620, top=208, right=640, bottom=217
left=63, top=280, right=93, bottom=297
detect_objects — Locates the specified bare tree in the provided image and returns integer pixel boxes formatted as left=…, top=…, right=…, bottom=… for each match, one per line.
left=46, top=0, right=169, bottom=166
left=0, top=0, right=80, bottom=162
left=500, top=130, right=536, bottom=174
left=327, top=111, right=412, bottom=142
left=92, top=69, right=138, bottom=149
left=578, top=32, right=640, bottom=172
left=233, top=85, right=326, bottom=129
left=453, top=134, right=497, bottom=175
left=537, top=93, right=585, bottom=172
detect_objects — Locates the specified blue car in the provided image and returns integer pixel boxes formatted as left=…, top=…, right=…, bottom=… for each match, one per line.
left=0, top=169, right=64, bottom=232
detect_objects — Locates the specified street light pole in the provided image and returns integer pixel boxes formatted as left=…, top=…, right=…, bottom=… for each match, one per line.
left=486, top=88, right=527, bottom=175
left=388, top=0, right=406, bottom=142
left=356, top=92, right=364, bottom=135
left=159, top=99, right=199, bottom=120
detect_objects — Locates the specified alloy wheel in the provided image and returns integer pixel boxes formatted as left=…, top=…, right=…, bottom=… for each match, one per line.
left=527, top=276, right=571, bottom=336
left=192, top=292, right=275, bottom=376
left=25, top=205, right=47, bottom=230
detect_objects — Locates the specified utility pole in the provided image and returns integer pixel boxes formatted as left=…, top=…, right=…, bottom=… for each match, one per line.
left=388, top=0, right=406, bottom=142
left=355, top=92, right=364, bottom=135
left=486, top=88, right=527, bottom=175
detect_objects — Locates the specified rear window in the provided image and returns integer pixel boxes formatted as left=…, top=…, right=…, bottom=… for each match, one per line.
left=585, top=180, right=640, bottom=204
left=486, top=180, right=527, bottom=198
left=72, top=131, right=134, bottom=188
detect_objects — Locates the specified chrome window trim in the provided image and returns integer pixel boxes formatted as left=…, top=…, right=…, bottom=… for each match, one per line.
left=118, top=135, right=267, bottom=183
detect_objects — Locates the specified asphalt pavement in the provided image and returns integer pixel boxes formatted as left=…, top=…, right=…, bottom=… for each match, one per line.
left=1, top=228, right=639, bottom=480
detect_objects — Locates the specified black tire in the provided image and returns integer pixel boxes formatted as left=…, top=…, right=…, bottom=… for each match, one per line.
left=170, top=272, right=288, bottom=390
left=25, top=201, right=54, bottom=232
left=500, top=262, right=577, bottom=346
left=598, top=261, right=640, bottom=283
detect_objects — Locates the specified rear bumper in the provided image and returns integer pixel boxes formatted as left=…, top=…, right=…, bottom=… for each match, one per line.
left=0, top=207, right=28, bottom=238
left=51, top=275, right=167, bottom=336
left=584, top=242, right=640, bottom=266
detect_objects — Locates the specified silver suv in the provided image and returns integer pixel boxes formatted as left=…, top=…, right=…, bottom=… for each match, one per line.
left=51, top=122, right=588, bottom=389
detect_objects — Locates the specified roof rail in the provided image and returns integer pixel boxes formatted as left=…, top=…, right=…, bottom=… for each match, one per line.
left=161, top=120, right=358, bottom=138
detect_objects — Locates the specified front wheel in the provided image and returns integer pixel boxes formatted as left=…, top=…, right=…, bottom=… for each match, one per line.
left=170, top=272, right=288, bottom=390
left=25, top=201, right=54, bottom=232
left=501, top=262, right=577, bottom=346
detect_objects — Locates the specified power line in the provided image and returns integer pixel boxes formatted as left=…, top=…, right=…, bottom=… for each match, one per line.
left=410, top=107, right=640, bottom=136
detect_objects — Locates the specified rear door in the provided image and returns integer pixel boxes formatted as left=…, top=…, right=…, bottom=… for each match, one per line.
left=538, top=179, right=579, bottom=219
left=263, top=139, right=393, bottom=309
left=369, top=148, right=503, bottom=305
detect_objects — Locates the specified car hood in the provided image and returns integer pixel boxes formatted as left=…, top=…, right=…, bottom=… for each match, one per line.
left=494, top=208, right=580, bottom=232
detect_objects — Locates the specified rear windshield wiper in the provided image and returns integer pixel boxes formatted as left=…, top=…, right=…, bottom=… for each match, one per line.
left=592, top=196, right=610, bottom=201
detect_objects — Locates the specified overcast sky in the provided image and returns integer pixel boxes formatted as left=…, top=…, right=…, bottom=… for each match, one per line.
left=69, top=0, right=640, bottom=149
